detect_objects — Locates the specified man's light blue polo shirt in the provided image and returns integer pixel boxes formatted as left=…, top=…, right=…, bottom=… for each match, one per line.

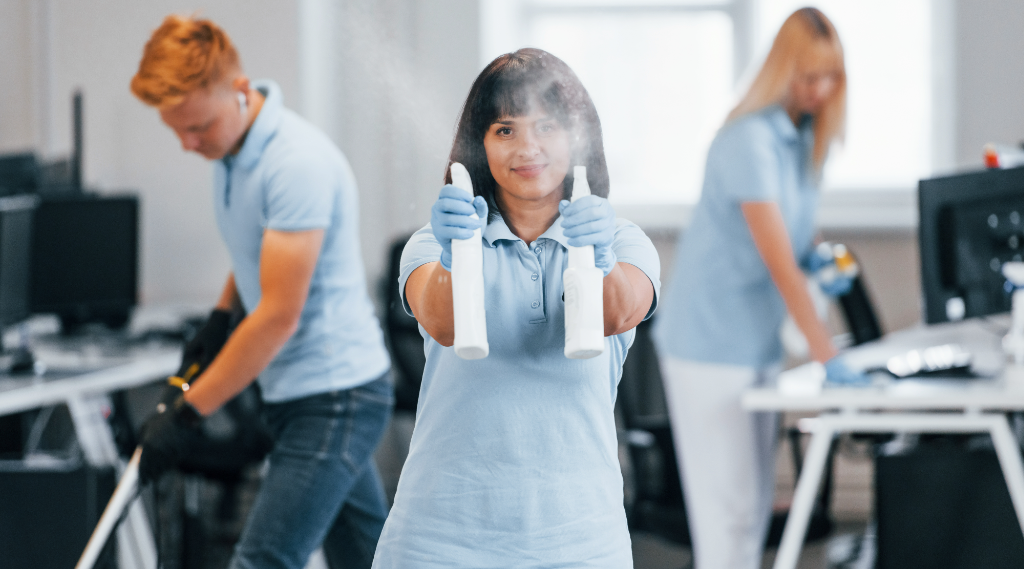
left=213, top=80, right=390, bottom=402
left=372, top=215, right=660, bottom=568
left=654, top=104, right=818, bottom=368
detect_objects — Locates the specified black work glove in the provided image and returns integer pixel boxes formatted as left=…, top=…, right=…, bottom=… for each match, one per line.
left=138, top=396, right=204, bottom=483
left=178, top=309, right=232, bottom=378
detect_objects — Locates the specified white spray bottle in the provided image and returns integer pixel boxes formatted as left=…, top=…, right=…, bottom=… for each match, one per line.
left=563, top=166, right=605, bottom=359
left=1002, top=262, right=1024, bottom=390
left=448, top=163, right=489, bottom=359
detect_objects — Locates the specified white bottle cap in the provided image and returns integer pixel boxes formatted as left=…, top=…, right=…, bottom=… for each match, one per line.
left=450, top=163, right=473, bottom=194
left=572, top=166, right=590, bottom=200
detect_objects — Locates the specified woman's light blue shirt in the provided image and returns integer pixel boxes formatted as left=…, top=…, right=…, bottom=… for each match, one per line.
left=212, top=80, right=390, bottom=402
left=373, top=214, right=660, bottom=568
left=653, top=105, right=818, bottom=368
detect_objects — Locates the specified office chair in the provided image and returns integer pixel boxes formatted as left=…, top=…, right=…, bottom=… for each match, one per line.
left=836, top=246, right=883, bottom=346
left=382, top=235, right=426, bottom=414
left=618, top=318, right=692, bottom=546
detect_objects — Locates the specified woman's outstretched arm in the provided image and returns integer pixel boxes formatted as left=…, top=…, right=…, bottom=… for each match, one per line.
left=742, top=201, right=837, bottom=363
left=602, top=263, right=654, bottom=336
left=406, top=261, right=456, bottom=347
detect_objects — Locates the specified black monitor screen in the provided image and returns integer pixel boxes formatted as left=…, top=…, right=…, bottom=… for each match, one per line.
left=0, top=196, right=37, bottom=327
left=919, top=167, right=1024, bottom=324
left=30, top=195, right=138, bottom=327
left=0, top=154, right=39, bottom=197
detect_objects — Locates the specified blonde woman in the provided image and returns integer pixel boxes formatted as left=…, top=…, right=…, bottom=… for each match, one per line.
left=653, top=8, right=865, bottom=568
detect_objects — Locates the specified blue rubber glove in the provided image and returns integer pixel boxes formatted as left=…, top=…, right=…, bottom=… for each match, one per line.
left=430, top=185, right=487, bottom=271
left=818, top=274, right=855, bottom=297
left=824, top=356, right=871, bottom=387
left=559, top=196, right=617, bottom=276
left=802, top=245, right=854, bottom=297
left=800, top=247, right=831, bottom=273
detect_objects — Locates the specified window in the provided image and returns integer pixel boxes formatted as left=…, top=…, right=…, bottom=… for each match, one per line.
left=481, top=0, right=946, bottom=208
left=758, top=0, right=935, bottom=191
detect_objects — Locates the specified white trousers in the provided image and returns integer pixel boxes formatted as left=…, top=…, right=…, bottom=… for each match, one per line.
left=659, top=355, right=780, bottom=569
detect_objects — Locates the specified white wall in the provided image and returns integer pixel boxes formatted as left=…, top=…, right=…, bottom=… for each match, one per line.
left=955, top=0, right=1024, bottom=168
left=0, top=0, right=34, bottom=153
left=322, top=0, right=481, bottom=293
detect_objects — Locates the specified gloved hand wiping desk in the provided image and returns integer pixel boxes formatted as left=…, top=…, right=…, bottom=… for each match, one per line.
left=778, top=316, right=1009, bottom=396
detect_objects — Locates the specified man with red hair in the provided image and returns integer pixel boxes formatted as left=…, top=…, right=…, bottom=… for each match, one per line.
left=131, top=15, right=393, bottom=569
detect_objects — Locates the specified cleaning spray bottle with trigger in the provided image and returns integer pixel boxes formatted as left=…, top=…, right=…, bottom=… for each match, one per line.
left=448, top=163, right=489, bottom=359
left=563, top=166, right=605, bottom=359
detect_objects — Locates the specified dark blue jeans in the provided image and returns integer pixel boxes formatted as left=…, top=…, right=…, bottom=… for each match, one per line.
left=229, top=373, right=394, bottom=569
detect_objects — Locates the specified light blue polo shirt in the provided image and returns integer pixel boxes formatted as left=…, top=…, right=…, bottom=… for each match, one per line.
left=212, top=80, right=390, bottom=402
left=372, top=214, right=660, bottom=568
left=653, top=104, right=818, bottom=368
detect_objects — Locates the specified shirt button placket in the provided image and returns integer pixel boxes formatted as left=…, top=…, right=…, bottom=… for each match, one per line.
left=529, top=242, right=545, bottom=316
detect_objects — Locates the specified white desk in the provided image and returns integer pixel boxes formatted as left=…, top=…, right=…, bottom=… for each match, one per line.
left=0, top=322, right=180, bottom=569
left=742, top=318, right=1024, bottom=569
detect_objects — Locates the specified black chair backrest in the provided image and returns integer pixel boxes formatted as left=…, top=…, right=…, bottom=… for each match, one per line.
left=618, top=318, right=691, bottom=545
left=383, top=235, right=426, bottom=413
left=619, top=319, right=669, bottom=432
left=838, top=270, right=883, bottom=345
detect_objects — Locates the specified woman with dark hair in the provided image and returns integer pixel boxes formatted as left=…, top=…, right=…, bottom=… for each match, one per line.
left=372, top=48, right=660, bottom=568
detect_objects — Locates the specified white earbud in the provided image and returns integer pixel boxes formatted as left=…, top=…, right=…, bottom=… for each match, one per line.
left=238, top=91, right=248, bottom=116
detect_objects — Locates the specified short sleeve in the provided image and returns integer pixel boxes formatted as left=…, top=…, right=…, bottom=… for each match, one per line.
left=611, top=219, right=661, bottom=320
left=262, top=154, right=335, bottom=231
left=398, top=224, right=443, bottom=316
left=707, top=118, right=782, bottom=203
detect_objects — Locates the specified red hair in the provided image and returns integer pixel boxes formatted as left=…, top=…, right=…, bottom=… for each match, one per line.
left=130, top=15, right=241, bottom=108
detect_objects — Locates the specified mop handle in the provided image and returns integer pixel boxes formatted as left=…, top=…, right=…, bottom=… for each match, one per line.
left=76, top=446, right=142, bottom=569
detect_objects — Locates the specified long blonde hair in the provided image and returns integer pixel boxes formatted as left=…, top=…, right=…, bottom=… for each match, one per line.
left=727, top=7, right=846, bottom=170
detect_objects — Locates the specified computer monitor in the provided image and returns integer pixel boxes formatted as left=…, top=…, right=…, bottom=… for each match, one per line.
left=30, top=194, right=138, bottom=331
left=0, top=154, right=39, bottom=197
left=919, top=166, right=1024, bottom=324
left=0, top=196, right=37, bottom=328
left=1, top=93, right=85, bottom=200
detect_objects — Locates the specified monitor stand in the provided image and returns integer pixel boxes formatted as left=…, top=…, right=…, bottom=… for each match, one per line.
left=2, top=324, right=36, bottom=374
left=6, top=346, right=34, bottom=374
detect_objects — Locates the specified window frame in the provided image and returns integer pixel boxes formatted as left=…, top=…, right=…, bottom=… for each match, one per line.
left=481, top=0, right=955, bottom=232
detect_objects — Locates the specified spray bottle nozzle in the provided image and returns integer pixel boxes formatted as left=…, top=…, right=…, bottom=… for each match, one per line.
left=572, top=166, right=590, bottom=201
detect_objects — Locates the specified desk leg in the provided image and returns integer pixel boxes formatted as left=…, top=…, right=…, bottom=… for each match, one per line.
left=773, top=420, right=835, bottom=569
left=990, top=416, right=1024, bottom=536
left=118, top=500, right=158, bottom=569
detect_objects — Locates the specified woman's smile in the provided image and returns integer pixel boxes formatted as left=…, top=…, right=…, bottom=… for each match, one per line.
left=511, top=163, right=548, bottom=178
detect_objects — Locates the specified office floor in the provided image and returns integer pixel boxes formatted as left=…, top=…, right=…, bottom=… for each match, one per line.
left=630, top=521, right=873, bottom=569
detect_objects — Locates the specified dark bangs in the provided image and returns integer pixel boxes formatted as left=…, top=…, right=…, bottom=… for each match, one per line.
left=477, top=59, right=572, bottom=138
left=445, top=48, right=609, bottom=219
